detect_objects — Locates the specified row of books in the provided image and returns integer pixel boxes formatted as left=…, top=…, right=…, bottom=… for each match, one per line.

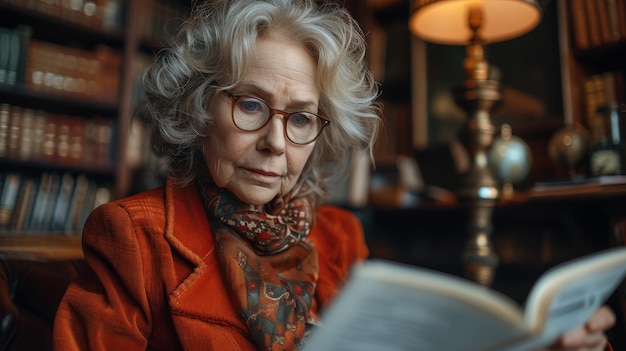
left=0, top=0, right=126, bottom=33
left=28, top=38, right=122, bottom=104
left=0, top=172, right=112, bottom=234
left=569, top=0, right=626, bottom=50
left=0, top=103, right=117, bottom=169
left=582, top=70, right=624, bottom=141
left=0, top=26, right=122, bottom=104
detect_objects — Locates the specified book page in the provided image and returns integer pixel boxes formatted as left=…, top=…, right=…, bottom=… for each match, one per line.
left=303, top=260, right=528, bottom=351
left=496, top=247, right=626, bottom=351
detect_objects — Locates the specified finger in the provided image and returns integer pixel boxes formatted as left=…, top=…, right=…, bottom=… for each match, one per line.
left=560, top=330, right=607, bottom=350
left=559, top=327, right=586, bottom=347
left=586, top=306, right=616, bottom=332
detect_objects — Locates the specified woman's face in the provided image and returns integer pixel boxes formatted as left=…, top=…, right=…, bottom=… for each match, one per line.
left=204, top=33, right=319, bottom=205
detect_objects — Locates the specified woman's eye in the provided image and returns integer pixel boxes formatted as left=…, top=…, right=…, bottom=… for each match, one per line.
left=239, top=98, right=264, bottom=113
left=290, top=113, right=313, bottom=126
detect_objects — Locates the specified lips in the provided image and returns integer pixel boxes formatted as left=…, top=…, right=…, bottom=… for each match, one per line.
left=248, top=168, right=279, bottom=177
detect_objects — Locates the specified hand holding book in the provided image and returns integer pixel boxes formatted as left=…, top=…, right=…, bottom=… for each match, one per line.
left=541, top=305, right=614, bottom=351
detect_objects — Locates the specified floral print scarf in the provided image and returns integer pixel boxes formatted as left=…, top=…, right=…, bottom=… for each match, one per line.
left=197, top=179, right=319, bottom=350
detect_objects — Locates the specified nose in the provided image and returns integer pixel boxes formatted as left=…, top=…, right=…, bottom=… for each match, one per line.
left=257, top=114, right=286, bottom=154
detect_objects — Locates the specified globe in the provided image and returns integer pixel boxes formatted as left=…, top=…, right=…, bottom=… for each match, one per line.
left=548, top=124, right=589, bottom=175
left=488, top=124, right=532, bottom=184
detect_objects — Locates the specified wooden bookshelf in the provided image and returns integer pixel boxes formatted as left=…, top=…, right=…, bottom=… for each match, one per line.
left=0, top=234, right=82, bottom=260
left=0, top=0, right=188, bottom=247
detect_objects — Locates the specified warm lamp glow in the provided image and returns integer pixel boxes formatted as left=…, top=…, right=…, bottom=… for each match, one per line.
left=409, top=0, right=542, bottom=45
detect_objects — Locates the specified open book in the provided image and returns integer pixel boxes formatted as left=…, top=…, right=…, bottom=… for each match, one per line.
left=303, top=247, right=626, bottom=351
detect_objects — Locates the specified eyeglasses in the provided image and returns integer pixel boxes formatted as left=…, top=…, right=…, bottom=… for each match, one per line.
left=225, top=92, right=330, bottom=145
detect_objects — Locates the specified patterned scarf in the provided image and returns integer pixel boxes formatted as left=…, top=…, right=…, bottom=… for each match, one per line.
left=197, top=180, right=319, bottom=350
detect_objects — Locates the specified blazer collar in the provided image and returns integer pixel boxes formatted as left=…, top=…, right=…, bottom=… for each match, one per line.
left=162, top=178, right=246, bottom=330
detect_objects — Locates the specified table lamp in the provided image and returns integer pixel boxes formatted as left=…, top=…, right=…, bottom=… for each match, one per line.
left=409, top=0, right=542, bottom=286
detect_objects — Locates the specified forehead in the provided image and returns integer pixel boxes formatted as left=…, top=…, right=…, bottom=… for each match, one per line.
left=239, top=32, right=320, bottom=103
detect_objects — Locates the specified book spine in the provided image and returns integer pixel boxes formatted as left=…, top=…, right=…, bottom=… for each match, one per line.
left=41, top=113, right=59, bottom=164
left=39, top=172, right=61, bottom=231
left=605, top=0, right=622, bottom=42
left=0, top=174, right=22, bottom=230
left=618, top=0, right=626, bottom=39
left=67, top=116, right=86, bottom=166
left=31, top=110, right=47, bottom=161
left=55, top=115, right=71, bottom=164
left=0, top=103, right=9, bottom=158
left=584, top=0, right=602, bottom=47
left=9, top=177, right=37, bottom=232
left=64, top=173, right=89, bottom=234
left=15, top=25, right=32, bottom=86
left=584, top=76, right=599, bottom=138
left=595, top=0, right=613, bottom=44
left=27, top=171, right=51, bottom=232
left=6, top=27, right=23, bottom=85
left=49, top=172, right=75, bottom=232
left=6, top=106, right=21, bottom=159
left=17, top=108, right=35, bottom=161
left=0, top=28, right=9, bottom=84
left=570, top=0, right=590, bottom=50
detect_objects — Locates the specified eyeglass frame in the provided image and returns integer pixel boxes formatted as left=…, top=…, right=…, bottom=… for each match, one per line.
left=224, top=91, right=330, bottom=145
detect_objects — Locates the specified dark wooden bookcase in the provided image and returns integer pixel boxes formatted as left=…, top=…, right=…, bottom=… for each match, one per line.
left=0, top=0, right=188, bottom=255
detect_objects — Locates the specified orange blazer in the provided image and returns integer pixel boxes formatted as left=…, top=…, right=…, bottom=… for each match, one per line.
left=53, top=178, right=369, bottom=350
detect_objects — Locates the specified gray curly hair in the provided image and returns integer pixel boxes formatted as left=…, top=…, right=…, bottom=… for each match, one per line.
left=140, top=0, right=381, bottom=202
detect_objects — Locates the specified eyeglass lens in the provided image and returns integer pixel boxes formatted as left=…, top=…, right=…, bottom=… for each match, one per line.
left=231, top=95, right=327, bottom=144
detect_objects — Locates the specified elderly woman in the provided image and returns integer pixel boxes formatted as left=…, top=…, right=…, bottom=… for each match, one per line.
left=53, top=0, right=615, bottom=350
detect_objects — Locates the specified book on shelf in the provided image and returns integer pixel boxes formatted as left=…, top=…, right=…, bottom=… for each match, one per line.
left=619, top=0, right=626, bottom=39
left=0, top=103, right=9, bottom=158
left=594, top=0, right=613, bottom=44
left=303, top=247, right=626, bottom=351
left=64, top=173, right=89, bottom=234
left=24, top=39, right=121, bottom=103
left=0, top=173, right=21, bottom=230
left=0, top=27, right=9, bottom=84
left=569, top=0, right=625, bottom=49
left=0, top=25, right=32, bottom=86
left=583, top=0, right=602, bottom=47
left=49, top=172, right=75, bottom=232
left=0, top=171, right=112, bottom=234
left=569, top=0, right=589, bottom=49
left=582, top=71, right=623, bottom=140
left=1, top=0, right=126, bottom=32
left=26, top=172, right=48, bottom=232
left=38, top=172, right=61, bottom=232
left=17, top=108, right=35, bottom=161
left=605, top=0, right=622, bottom=42
left=5, top=105, right=20, bottom=159
left=9, top=176, right=37, bottom=232
left=0, top=102, right=116, bottom=169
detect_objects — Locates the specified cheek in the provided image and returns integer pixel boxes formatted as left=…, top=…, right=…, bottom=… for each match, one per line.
left=284, top=146, right=315, bottom=183
left=203, top=127, right=248, bottom=186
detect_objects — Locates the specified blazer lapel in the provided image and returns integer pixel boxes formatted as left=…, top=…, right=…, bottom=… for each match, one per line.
left=161, top=180, right=247, bottom=332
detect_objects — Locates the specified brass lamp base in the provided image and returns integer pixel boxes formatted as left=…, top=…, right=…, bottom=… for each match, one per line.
left=409, top=0, right=542, bottom=287
left=455, top=78, right=502, bottom=286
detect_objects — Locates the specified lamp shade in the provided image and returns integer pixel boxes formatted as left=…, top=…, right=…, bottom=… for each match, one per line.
left=409, top=0, right=542, bottom=45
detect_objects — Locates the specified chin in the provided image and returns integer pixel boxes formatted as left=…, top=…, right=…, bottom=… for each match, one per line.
left=233, top=188, right=278, bottom=206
